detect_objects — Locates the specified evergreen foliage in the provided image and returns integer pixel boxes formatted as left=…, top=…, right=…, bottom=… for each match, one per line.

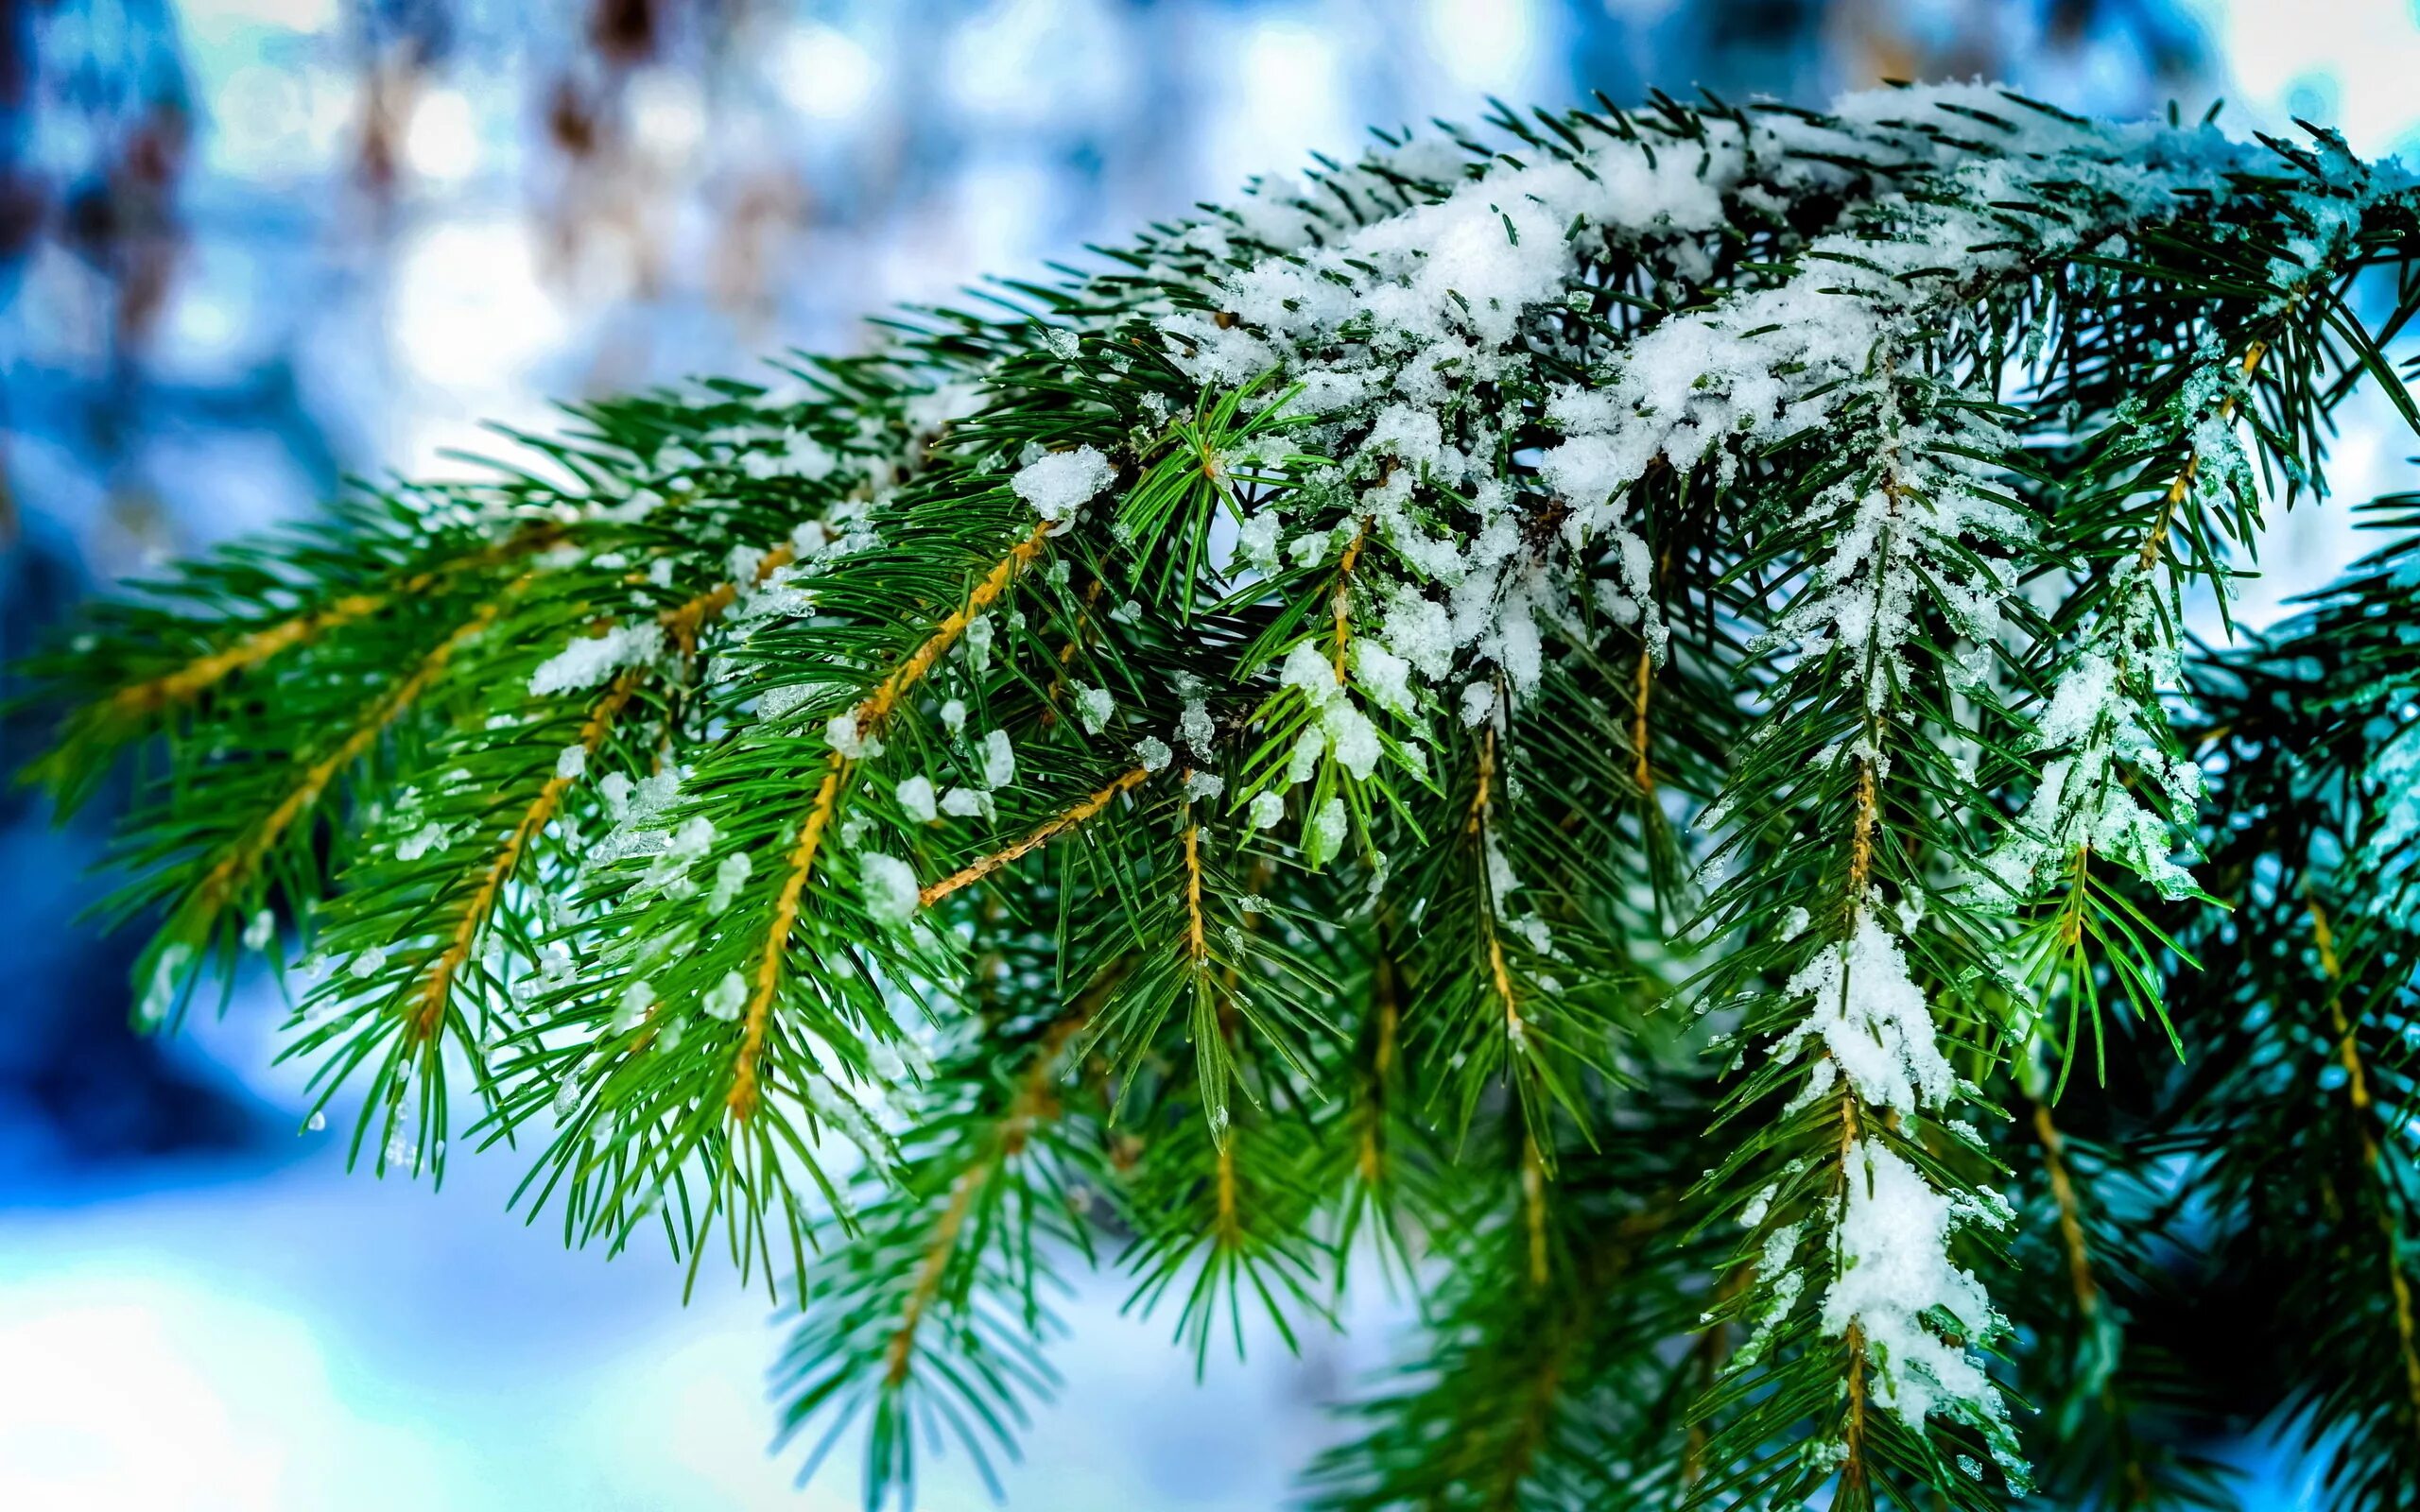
left=22, top=81, right=2420, bottom=1508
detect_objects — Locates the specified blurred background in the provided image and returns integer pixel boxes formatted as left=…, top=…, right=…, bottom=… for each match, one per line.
left=0, top=1, right=2411, bottom=1506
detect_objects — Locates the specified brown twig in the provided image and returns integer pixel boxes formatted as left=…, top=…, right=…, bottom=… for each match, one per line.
left=733, top=524, right=1054, bottom=1120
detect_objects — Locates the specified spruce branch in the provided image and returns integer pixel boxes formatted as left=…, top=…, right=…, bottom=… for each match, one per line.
left=23, top=84, right=2420, bottom=1509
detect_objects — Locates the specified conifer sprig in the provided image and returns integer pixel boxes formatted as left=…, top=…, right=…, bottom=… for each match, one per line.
left=23, top=84, right=2420, bottom=1509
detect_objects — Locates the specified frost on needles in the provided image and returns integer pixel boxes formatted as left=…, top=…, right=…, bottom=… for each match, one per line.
left=25, top=81, right=2420, bottom=1512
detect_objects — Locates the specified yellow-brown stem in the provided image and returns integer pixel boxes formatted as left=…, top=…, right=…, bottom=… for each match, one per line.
left=412, top=669, right=644, bottom=1040
left=1487, top=924, right=1525, bottom=1043
left=1215, top=1140, right=1240, bottom=1245
left=662, top=541, right=797, bottom=651
left=2034, top=1093, right=2160, bottom=1495
left=1468, top=725, right=1495, bottom=835
left=196, top=596, right=510, bottom=913
left=2309, top=896, right=2420, bottom=1439
left=2032, top=1101, right=2100, bottom=1315
left=1487, top=1203, right=1670, bottom=1512
left=851, top=521, right=1052, bottom=736
left=873, top=1010, right=1092, bottom=1388
left=1471, top=735, right=1529, bottom=1050
left=2057, top=339, right=2275, bottom=911
left=733, top=525, right=1055, bottom=1121
left=730, top=755, right=847, bottom=1120
left=1841, top=1320, right=1872, bottom=1496
left=2135, top=339, right=2270, bottom=576
left=1373, top=964, right=1399, bottom=1082
left=1494, top=1347, right=1565, bottom=1512
left=1469, top=730, right=1528, bottom=1044
left=2310, top=897, right=2348, bottom=1043
left=1833, top=1087, right=1873, bottom=1486
left=882, top=1162, right=990, bottom=1386
left=2060, top=846, right=2094, bottom=948
left=1331, top=523, right=1367, bottom=681
left=107, top=526, right=560, bottom=718
left=1353, top=946, right=1402, bottom=1187
left=1521, top=1131, right=1550, bottom=1288
left=1632, top=646, right=1655, bottom=794
left=1183, top=813, right=1209, bottom=965
left=1846, top=756, right=1878, bottom=901
left=411, top=555, right=796, bottom=1041
left=2135, top=454, right=2203, bottom=578
left=124, top=594, right=386, bottom=714
left=999, top=1012, right=1088, bottom=1155
left=922, top=765, right=1151, bottom=907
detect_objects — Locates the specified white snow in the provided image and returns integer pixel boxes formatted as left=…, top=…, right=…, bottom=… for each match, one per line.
left=705, top=853, right=752, bottom=914
left=825, top=711, right=884, bottom=760
left=641, top=816, right=717, bottom=896
left=1823, top=1140, right=2011, bottom=1440
left=738, top=432, right=837, bottom=483
left=1072, top=683, right=1115, bottom=735
left=1278, top=637, right=1383, bottom=780
left=1970, top=587, right=2204, bottom=903
left=1248, top=789, right=1285, bottom=830
left=1755, top=389, right=2027, bottom=715
left=1774, top=912, right=1954, bottom=1119
left=1178, top=697, right=1216, bottom=752
left=701, top=971, right=747, bottom=1022
left=895, top=775, right=940, bottom=824
left=940, top=786, right=994, bottom=819
left=1011, top=445, right=1115, bottom=522
left=613, top=979, right=654, bottom=1032
left=396, top=822, right=451, bottom=862
left=1284, top=728, right=1322, bottom=785
left=1734, top=1222, right=1806, bottom=1368
left=1536, top=118, right=2251, bottom=544
left=860, top=854, right=922, bottom=925
left=1353, top=641, right=1416, bottom=718
left=1458, top=681, right=1495, bottom=728
left=1305, top=797, right=1349, bottom=868
left=981, top=729, right=1017, bottom=788
left=1377, top=591, right=1454, bottom=681
left=530, top=623, right=666, bottom=697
